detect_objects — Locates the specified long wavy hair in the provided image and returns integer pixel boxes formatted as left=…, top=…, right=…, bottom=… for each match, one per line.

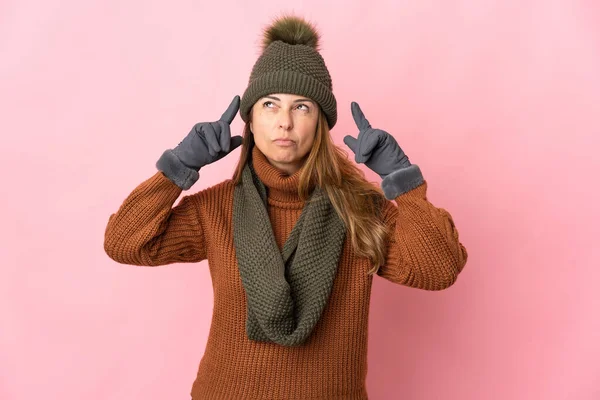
left=231, top=109, right=389, bottom=275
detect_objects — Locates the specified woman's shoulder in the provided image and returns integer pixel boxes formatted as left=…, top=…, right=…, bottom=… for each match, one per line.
left=192, top=178, right=236, bottom=202
left=179, top=179, right=236, bottom=223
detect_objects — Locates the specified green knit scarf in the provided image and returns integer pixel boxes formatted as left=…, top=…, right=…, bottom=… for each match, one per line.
left=232, top=156, right=346, bottom=347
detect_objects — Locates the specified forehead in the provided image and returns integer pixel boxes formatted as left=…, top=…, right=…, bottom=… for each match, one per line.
left=262, top=93, right=315, bottom=102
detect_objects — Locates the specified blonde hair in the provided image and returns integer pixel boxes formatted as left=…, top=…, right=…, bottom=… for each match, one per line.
left=232, top=110, right=389, bottom=275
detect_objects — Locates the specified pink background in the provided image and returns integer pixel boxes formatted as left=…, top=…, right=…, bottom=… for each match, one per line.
left=1, top=0, right=599, bottom=399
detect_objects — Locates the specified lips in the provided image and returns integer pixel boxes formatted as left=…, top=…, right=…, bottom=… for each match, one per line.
left=274, top=139, right=295, bottom=146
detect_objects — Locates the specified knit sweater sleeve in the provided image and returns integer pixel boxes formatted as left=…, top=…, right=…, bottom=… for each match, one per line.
left=103, top=171, right=207, bottom=266
left=377, top=180, right=468, bottom=290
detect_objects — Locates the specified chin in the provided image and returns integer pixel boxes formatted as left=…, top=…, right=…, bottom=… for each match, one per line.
left=270, top=147, right=296, bottom=157
left=270, top=154, right=295, bottom=164
left=265, top=149, right=297, bottom=162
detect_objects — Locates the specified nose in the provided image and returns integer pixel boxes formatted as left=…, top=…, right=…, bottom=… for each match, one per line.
left=278, top=110, right=293, bottom=130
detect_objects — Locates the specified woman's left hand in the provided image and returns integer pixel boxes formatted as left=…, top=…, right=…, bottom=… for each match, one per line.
left=343, top=102, right=411, bottom=179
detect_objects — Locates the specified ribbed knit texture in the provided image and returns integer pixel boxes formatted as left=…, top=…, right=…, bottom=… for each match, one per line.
left=104, top=148, right=468, bottom=399
left=240, top=40, right=337, bottom=129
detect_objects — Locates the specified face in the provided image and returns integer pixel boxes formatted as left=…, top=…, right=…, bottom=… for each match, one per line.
left=250, top=93, right=319, bottom=176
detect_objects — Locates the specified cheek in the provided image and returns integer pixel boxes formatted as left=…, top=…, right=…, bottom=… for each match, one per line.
left=251, top=110, right=274, bottom=131
left=298, top=120, right=318, bottom=149
left=251, top=117, right=267, bottom=137
left=250, top=120, right=272, bottom=148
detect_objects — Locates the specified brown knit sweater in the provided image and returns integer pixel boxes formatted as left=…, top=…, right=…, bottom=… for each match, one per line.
left=104, top=146, right=467, bottom=399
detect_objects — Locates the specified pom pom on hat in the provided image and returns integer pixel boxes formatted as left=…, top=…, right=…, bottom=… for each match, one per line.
left=261, top=14, right=321, bottom=51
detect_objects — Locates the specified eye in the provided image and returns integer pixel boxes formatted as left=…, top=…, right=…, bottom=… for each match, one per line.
left=263, top=101, right=275, bottom=108
left=296, top=104, right=310, bottom=111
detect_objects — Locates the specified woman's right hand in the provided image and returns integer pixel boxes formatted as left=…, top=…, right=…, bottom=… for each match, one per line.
left=172, top=95, right=243, bottom=170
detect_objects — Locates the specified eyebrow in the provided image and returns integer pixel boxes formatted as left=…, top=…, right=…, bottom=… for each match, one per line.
left=263, top=95, right=315, bottom=104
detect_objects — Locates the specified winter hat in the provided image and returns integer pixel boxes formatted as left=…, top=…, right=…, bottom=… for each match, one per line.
left=239, top=15, right=337, bottom=129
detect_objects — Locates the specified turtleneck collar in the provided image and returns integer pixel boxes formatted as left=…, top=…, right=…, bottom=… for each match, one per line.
left=251, top=145, right=315, bottom=204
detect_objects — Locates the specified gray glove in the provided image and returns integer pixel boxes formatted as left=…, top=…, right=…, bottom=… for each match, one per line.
left=343, top=101, right=424, bottom=199
left=343, top=101, right=410, bottom=179
left=156, top=95, right=243, bottom=190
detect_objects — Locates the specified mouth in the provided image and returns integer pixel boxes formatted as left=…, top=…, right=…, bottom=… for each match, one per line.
left=273, top=139, right=295, bottom=146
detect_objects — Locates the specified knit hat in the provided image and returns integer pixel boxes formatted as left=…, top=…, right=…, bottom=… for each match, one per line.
left=239, top=15, right=337, bottom=129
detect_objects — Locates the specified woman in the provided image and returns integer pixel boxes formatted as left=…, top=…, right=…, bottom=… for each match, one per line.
left=104, top=14, right=468, bottom=400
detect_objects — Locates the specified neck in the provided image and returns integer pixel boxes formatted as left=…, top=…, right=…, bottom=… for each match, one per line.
left=268, top=158, right=305, bottom=176
left=251, top=146, right=315, bottom=203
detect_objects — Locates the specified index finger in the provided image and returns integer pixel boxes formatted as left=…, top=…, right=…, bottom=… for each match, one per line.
left=219, top=95, right=240, bottom=124
left=351, top=102, right=371, bottom=131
